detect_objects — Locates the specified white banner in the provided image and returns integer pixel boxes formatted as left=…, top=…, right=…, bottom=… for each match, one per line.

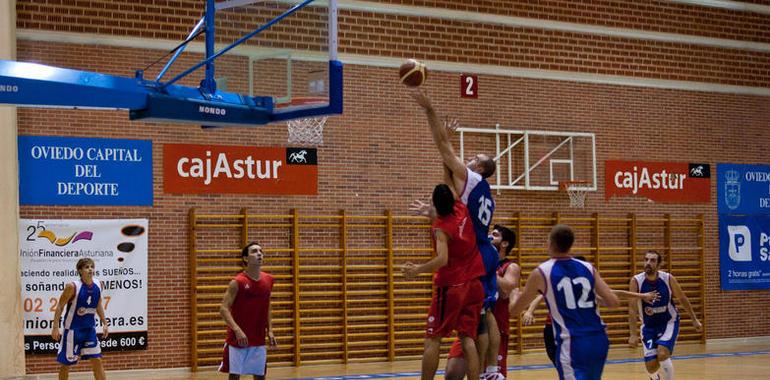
left=19, top=219, right=148, bottom=353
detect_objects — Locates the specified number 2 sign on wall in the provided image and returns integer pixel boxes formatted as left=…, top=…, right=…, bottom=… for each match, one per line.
left=460, top=74, right=478, bottom=98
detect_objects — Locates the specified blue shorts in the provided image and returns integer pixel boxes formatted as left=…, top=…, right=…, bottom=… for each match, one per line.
left=554, top=332, right=609, bottom=380
left=642, top=319, right=680, bottom=361
left=57, top=327, right=102, bottom=365
left=478, top=243, right=498, bottom=309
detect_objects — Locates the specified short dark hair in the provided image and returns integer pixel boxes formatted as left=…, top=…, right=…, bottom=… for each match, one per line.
left=646, top=250, right=662, bottom=264
left=493, top=224, right=516, bottom=255
left=479, top=156, right=496, bottom=178
left=549, top=224, right=574, bottom=253
left=76, top=258, right=94, bottom=271
left=241, top=242, right=261, bottom=264
left=432, top=184, right=455, bottom=217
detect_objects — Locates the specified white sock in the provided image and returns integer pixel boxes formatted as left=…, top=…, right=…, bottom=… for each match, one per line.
left=659, top=358, right=674, bottom=380
left=648, top=370, right=659, bottom=380
left=485, top=365, right=499, bottom=373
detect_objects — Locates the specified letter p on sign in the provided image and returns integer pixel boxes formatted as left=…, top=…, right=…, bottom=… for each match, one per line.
left=461, top=74, right=478, bottom=98
left=728, top=225, right=752, bottom=262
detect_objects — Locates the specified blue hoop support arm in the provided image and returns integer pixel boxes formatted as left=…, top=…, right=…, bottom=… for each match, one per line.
left=0, top=60, right=148, bottom=109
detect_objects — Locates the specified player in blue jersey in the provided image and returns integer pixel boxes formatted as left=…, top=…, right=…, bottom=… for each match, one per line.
left=510, top=224, right=620, bottom=380
left=629, top=251, right=702, bottom=380
left=522, top=255, right=660, bottom=366
left=410, top=89, right=503, bottom=378
left=51, top=258, right=108, bottom=380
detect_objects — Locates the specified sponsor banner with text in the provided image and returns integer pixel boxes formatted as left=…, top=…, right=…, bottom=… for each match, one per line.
left=20, top=219, right=148, bottom=353
left=719, top=214, right=770, bottom=290
left=605, top=161, right=710, bottom=203
left=164, top=144, right=317, bottom=195
left=717, top=163, right=770, bottom=214
left=18, top=136, right=152, bottom=206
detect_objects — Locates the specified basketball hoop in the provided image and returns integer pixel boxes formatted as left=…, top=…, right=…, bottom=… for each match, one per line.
left=277, top=97, right=328, bottom=145
left=560, top=181, right=592, bottom=208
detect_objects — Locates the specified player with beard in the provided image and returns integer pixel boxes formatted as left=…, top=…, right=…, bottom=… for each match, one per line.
left=629, top=251, right=702, bottom=380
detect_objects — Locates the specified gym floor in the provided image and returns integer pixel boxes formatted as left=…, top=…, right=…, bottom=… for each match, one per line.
left=40, top=339, right=769, bottom=379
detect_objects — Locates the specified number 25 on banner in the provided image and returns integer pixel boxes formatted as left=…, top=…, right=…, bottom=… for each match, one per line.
left=461, top=74, right=478, bottom=98
left=23, top=296, right=112, bottom=313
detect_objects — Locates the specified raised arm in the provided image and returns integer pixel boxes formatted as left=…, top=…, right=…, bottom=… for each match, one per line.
left=402, top=229, right=450, bottom=278
left=628, top=277, right=640, bottom=347
left=220, top=280, right=248, bottom=347
left=670, top=275, right=703, bottom=332
left=410, top=90, right=467, bottom=192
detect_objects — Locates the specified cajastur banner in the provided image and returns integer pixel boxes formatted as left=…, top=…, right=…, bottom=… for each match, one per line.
left=605, top=161, right=710, bottom=203
left=163, top=144, right=317, bottom=195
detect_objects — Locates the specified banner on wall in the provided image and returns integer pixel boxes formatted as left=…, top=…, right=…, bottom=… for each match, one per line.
left=719, top=214, right=770, bottom=290
left=717, top=163, right=770, bottom=214
left=20, top=219, right=148, bottom=353
left=18, top=136, right=153, bottom=206
left=605, top=161, right=710, bottom=203
left=717, top=163, right=770, bottom=290
left=164, top=144, right=318, bottom=195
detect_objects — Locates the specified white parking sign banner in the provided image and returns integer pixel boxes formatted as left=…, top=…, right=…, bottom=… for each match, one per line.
left=19, top=219, right=148, bottom=353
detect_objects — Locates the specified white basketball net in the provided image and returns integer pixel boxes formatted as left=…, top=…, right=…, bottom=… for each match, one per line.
left=287, top=116, right=327, bottom=145
left=565, top=183, right=591, bottom=208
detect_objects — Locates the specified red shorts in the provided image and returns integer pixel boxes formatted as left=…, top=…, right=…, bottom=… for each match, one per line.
left=447, top=333, right=510, bottom=376
left=426, top=279, right=484, bottom=339
left=448, top=338, right=464, bottom=359
left=497, top=334, right=509, bottom=376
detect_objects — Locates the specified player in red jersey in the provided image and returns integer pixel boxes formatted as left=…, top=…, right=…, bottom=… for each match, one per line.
left=219, top=242, right=277, bottom=380
left=403, top=184, right=487, bottom=380
left=444, top=224, right=520, bottom=379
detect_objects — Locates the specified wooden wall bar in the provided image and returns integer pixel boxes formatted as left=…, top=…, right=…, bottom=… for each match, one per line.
left=190, top=210, right=705, bottom=369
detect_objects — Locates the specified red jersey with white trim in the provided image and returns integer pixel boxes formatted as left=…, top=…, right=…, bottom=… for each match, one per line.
left=226, top=271, right=274, bottom=347
left=432, top=202, right=485, bottom=287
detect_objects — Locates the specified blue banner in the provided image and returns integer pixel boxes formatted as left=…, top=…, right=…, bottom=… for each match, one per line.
left=719, top=214, right=770, bottom=290
left=19, top=136, right=152, bottom=206
left=717, top=163, right=770, bottom=214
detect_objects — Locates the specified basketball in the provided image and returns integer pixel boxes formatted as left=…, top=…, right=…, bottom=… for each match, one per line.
left=399, top=59, right=428, bottom=87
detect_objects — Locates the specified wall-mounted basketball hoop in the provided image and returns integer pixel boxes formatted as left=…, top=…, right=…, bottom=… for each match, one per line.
left=560, top=180, right=592, bottom=208
left=277, top=97, right=328, bottom=145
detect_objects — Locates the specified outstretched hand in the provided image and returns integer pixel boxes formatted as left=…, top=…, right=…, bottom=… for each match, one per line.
left=408, top=88, right=433, bottom=111
left=522, top=311, right=535, bottom=326
left=444, top=117, right=459, bottom=134
left=640, top=290, right=660, bottom=304
left=402, top=262, right=420, bottom=279
left=408, top=199, right=431, bottom=217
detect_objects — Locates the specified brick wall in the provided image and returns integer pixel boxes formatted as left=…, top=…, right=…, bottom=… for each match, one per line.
left=15, top=1, right=770, bottom=86
left=14, top=0, right=770, bottom=374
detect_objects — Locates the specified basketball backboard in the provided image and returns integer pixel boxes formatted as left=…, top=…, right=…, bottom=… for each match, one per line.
left=458, top=125, right=597, bottom=192
left=0, top=0, right=342, bottom=127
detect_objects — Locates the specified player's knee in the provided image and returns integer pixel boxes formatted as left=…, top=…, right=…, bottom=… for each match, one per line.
left=424, top=336, right=442, bottom=350
left=445, top=358, right=466, bottom=380
left=645, top=359, right=660, bottom=373
left=657, top=349, right=670, bottom=362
